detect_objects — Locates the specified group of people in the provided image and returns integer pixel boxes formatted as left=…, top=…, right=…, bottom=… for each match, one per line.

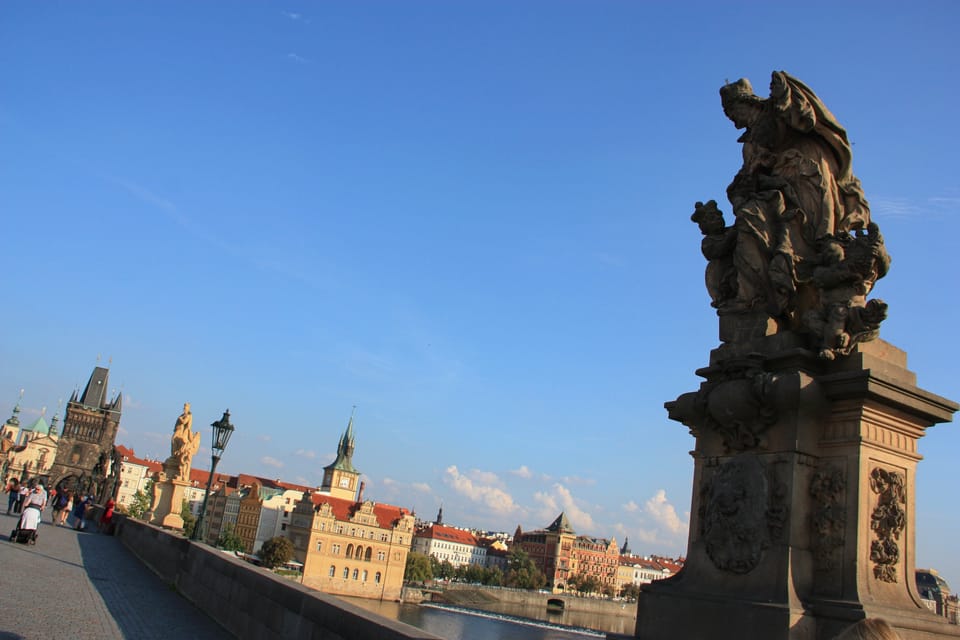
left=5, top=477, right=116, bottom=532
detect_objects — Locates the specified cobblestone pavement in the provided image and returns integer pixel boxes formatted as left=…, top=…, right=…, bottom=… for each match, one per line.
left=0, top=510, right=234, bottom=640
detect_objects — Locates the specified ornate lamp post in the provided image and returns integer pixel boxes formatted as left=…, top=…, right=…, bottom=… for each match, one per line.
left=192, top=409, right=235, bottom=542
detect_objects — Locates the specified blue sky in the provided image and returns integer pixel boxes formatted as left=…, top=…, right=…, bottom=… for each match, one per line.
left=2, top=2, right=958, bottom=580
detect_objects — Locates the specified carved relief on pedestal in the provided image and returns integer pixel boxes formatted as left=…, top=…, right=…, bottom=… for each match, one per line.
left=700, top=456, right=787, bottom=574
left=696, top=356, right=780, bottom=452
left=810, top=465, right=846, bottom=571
left=869, top=467, right=905, bottom=583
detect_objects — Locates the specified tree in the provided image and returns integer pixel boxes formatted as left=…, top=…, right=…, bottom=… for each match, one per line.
left=216, top=523, right=246, bottom=553
left=620, top=583, right=641, bottom=600
left=180, top=499, right=197, bottom=538
left=504, top=548, right=547, bottom=590
left=260, top=536, right=294, bottom=569
left=127, top=480, right=154, bottom=519
left=404, top=552, right=434, bottom=583
left=436, top=559, right=456, bottom=580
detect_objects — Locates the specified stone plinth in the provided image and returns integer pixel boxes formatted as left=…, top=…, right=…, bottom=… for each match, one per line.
left=635, top=339, right=959, bottom=640
left=148, top=474, right=188, bottom=530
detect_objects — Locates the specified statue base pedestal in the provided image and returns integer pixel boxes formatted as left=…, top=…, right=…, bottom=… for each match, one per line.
left=149, top=476, right=189, bottom=531
left=637, top=339, right=959, bottom=640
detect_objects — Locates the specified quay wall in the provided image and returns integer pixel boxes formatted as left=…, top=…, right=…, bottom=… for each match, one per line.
left=416, top=583, right=638, bottom=617
left=114, top=515, right=442, bottom=640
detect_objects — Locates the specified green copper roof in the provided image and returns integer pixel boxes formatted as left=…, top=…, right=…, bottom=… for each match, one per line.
left=25, top=416, right=50, bottom=435
left=324, top=417, right=359, bottom=474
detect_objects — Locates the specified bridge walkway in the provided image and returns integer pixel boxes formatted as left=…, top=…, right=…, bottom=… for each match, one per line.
left=0, top=510, right=234, bottom=640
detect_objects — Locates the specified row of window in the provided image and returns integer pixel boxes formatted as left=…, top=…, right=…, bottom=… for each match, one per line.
left=328, top=566, right=382, bottom=583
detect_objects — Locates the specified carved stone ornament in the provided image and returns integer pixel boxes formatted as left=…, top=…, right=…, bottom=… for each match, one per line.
left=701, top=456, right=785, bottom=574
left=695, top=355, right=779, bottom=452
left=869, top=467, right=906, bottom=583
left=694, top=72, right=891, bottom=358
left=810, top=465, right=846, bottom=571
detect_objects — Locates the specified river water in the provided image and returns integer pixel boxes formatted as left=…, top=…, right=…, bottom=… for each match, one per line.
left=343, top=597, right=636, bottom=639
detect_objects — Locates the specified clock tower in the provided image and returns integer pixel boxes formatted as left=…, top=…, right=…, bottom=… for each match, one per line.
left=321, top=416, right=361, bottom=501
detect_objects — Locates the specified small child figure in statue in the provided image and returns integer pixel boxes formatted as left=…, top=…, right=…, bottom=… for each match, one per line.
left=692, top=200, right=737, bottom=309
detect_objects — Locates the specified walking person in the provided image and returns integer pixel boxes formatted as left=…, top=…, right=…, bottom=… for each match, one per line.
left=4, top=478, right=18, bottom=515
left=56, top=491, right=72, bottom=526
left=52, top=489, right=70, bottom=525
left=15, top=482, right=29, bottom=513
left=72, top=494, right=93, bottom=531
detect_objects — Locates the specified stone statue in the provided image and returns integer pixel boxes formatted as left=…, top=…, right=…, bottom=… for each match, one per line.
left=167, top=402, right=200, bottom=481
left=697, top=71, right=890, bottom=357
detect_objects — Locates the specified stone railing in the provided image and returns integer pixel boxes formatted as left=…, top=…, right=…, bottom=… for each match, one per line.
left=113, top=515, right=442, bottom=640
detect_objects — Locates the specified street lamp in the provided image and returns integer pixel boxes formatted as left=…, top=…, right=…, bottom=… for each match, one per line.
left=192, top=409, right=235, bottom=542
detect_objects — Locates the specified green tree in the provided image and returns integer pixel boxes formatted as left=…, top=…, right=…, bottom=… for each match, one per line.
left=482, top=566, right=503, bottom=587
left=620, top=583, right=641, bottom=600
left=127, top=480, right=154, bottom=519
left=404, top=552, right=434, bottom=583
left=216, top=523, right=246, bottom=553
left=180, top=499, right=197, bottom=538
left=504, top=548, right=547, bottom=590
left=259, top=536, right=294, bottom=569
left=437, top=559, right=456, bottom=580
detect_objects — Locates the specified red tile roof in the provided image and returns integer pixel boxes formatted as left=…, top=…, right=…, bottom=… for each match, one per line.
left=416, top=524, right=479, bottom=546
left=308, top=492, right=411, bottom=529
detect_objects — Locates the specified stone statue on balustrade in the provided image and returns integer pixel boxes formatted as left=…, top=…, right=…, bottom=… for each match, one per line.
left=695, top=71, right=890, bottom=359
left=148, top=402, right=200, bottom=529
left=165, top=402, right=201, bottom=482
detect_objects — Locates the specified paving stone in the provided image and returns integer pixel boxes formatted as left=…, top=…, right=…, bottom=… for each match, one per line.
left=0, top=511, right=234, bottom=640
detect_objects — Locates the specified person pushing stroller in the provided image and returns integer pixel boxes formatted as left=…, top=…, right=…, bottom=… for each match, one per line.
left=10, top=481, right=47, bottom=544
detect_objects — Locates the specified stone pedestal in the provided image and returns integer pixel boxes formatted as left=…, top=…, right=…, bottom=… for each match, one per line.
left=148, top=475, right=188, bottom=530
left=635, top=338, right=959, bottom=640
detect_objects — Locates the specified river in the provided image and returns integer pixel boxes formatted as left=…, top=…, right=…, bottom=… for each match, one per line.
left=342, top=597, right=635, bottom=639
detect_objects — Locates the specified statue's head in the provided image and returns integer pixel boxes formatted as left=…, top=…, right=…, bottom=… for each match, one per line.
left=720, top=78, right=762, bottom=128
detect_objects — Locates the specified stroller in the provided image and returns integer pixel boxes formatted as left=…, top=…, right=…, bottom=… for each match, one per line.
left=10, top=504, right=41, bottom=544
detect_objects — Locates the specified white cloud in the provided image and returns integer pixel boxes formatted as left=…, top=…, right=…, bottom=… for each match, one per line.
left=261, top=456, right=284, bottom=469
left=294, top=449, right=316, bottom=459
left=287, top=53, right=308, bottom=64
left=622, top=500, right=640, bottom=513
left=645, top=489, right=686, bottom=535
left=533, top=484, right=595, bottom=533
left=560, top=475, right=596, bottom=487
left=282, top=11, right=302, bottom=20
left=444, top=465, right=516, bottom=514
left=510, top=465, right=533, bottom=479
left=412, top=482, right=432, bottom=494
left=468, top=469, right=501, bottom=485
left=382, top=477, right=397, bottom=487
left=258, top=435, right=272, bottom=442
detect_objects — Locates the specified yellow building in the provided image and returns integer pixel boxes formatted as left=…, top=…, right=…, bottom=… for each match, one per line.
left=287, top=418, right=415, bottom=600
left=288, top=492, right=415, bottom=600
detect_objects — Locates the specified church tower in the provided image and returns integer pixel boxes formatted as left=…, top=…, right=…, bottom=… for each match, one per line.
left=47, top=366, right=122, bottom=498
left=320, top=416, right=361, bottom=501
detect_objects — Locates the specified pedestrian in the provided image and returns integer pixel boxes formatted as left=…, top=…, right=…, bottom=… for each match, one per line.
left=833, top=618, right=902, bottom=640
left=21, top=481, right=47, bottom=526
left=57, top=491, right=72, bottom=526
left=72, top=494, right=93, bottom=531
left=4, top=477, right=18, bottom=515
left=16, top=482, right=29, bottom=513
left=52, top=488, right=71, bottom=525
left=99, top=497, right=116, bottom=533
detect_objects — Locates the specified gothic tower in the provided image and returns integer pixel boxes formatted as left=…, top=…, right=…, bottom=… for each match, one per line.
left=47, top=366, right=122, bottom=499
left=321, top=416, right=361, bottom=501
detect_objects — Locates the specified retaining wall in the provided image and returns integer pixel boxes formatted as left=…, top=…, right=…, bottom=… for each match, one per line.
left=114, top=515, right=442, bottom=640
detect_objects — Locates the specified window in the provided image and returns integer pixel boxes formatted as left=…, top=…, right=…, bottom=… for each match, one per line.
left=375, top=572, right=381, bottom=584
left=342, top=567, right=349, bottom=579
left=346, top=544, right=354, bottom=557
left=352, top=569, right=359, bottom=580
left=365, top=548, right=372, bottom=562
left=362, top=570, right=368, bottom=582
left=281, top=524, right=287, bottom=531
left=317, top=541, right=323, bottom=552
left=355, top=546, right=363, bottom=560
left=329, top=565, right=335, bottom=577
left=378, top=551, right=385, bottom=562
left=332, top=544, right=341, bottom=555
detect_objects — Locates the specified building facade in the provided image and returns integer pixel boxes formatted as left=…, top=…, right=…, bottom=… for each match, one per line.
left=288, top=492, right=415, bottom=600
left=412, top=522, right=487, bottom=568
left=513, top=512, right=576, bottom=592
left=47, top=366, right=123, bottom=501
